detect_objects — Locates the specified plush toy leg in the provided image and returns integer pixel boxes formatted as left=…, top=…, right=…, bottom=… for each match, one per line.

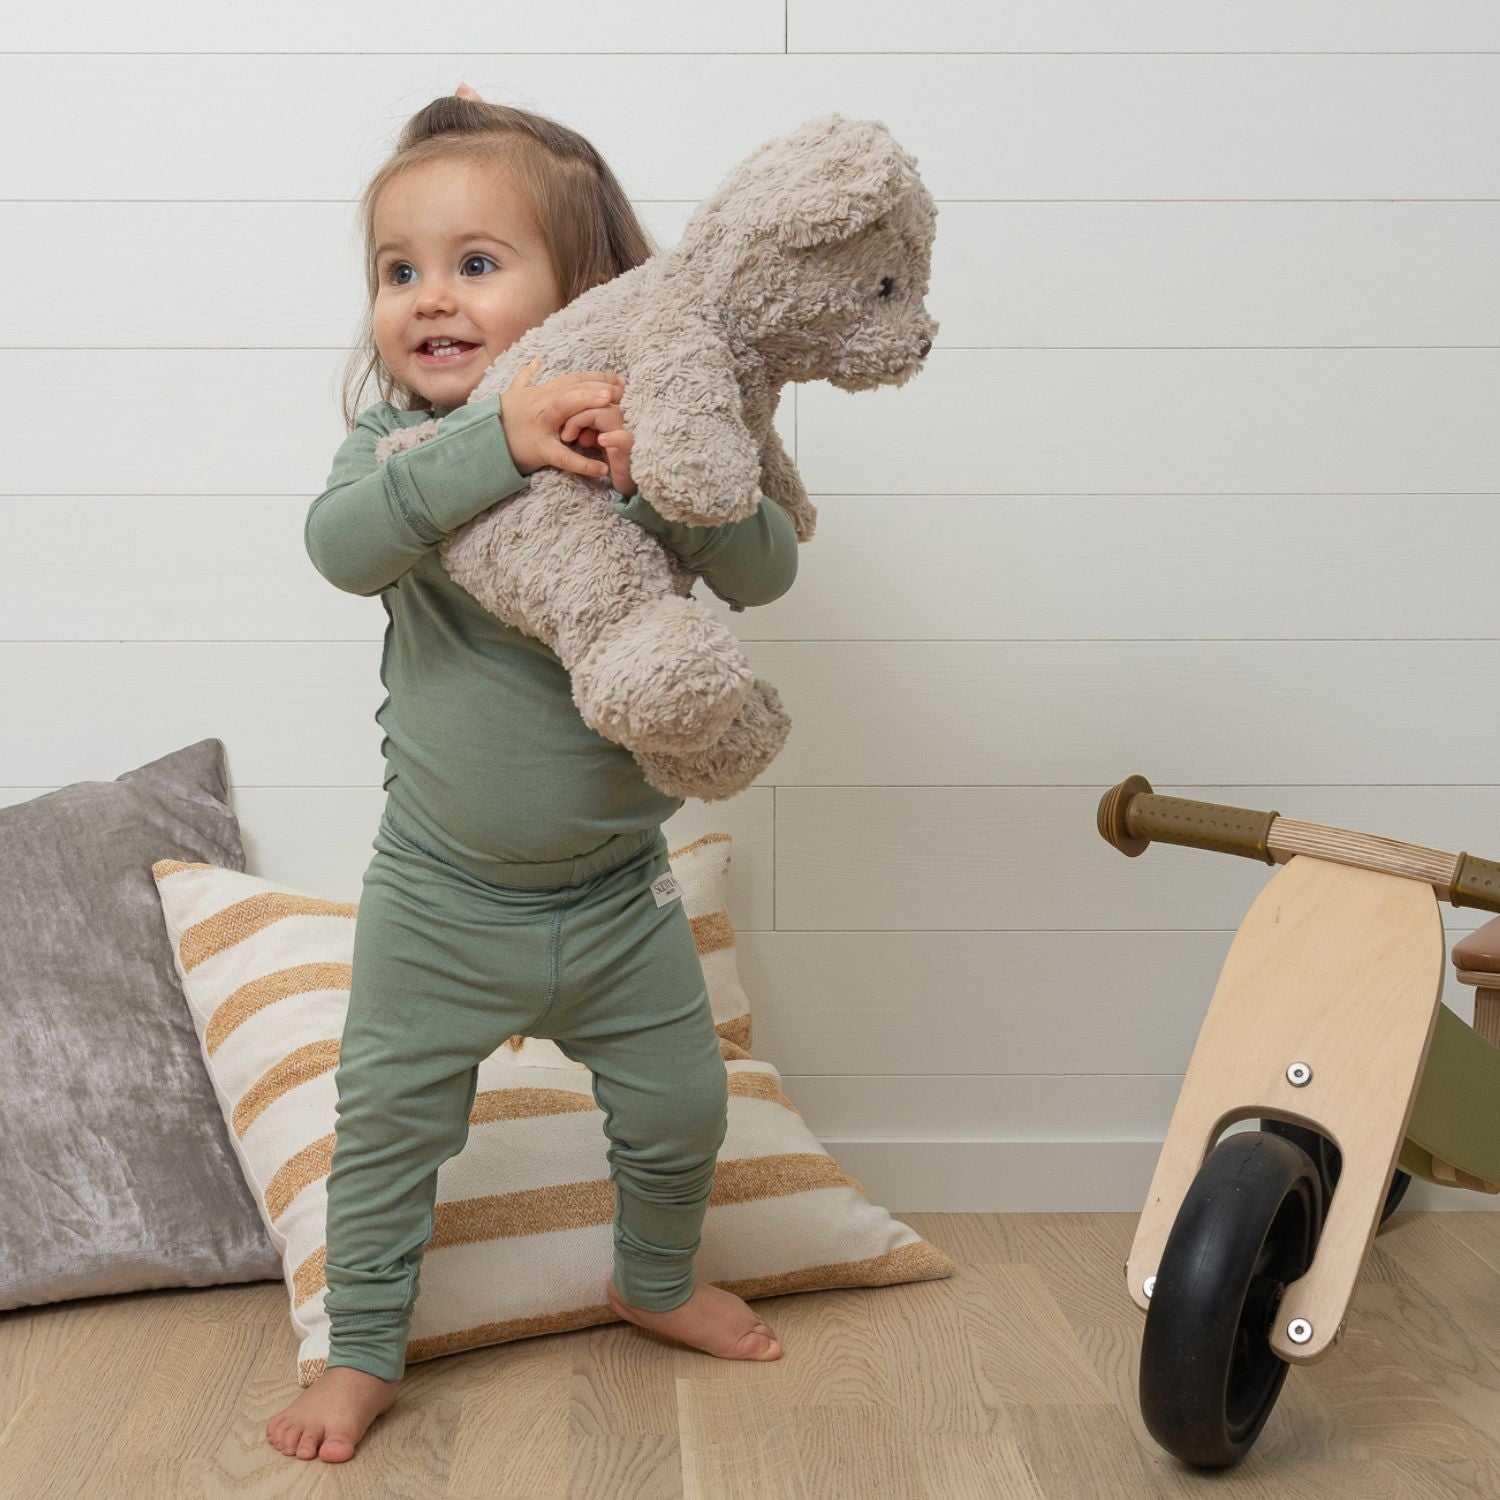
left=635, top=678, right=792, bottom=802
left=571, top=595, right=755, bottom=754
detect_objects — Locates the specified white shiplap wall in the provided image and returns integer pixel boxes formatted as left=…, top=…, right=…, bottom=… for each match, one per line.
left=4, top=5, right=1499, bottom=1212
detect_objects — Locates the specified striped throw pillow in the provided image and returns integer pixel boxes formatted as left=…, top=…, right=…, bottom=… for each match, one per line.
left=152, top=831, right=954, bottom=1386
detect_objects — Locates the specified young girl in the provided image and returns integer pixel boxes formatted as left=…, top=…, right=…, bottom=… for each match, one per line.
left=267, top=86, right=799, bottom=1465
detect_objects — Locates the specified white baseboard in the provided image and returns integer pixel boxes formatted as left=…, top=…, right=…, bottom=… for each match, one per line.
left=824, top=1139, right=1500, bottom=1214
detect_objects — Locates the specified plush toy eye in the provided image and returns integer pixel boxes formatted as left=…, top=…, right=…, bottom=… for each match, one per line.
left=878, top=275, right=895, bottom=299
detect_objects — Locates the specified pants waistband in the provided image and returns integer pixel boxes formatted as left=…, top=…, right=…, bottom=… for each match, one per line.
left=377, top=803, right=665, bottom=893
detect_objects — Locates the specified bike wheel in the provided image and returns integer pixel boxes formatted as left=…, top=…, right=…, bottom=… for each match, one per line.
left=1139, top=1130, right=1323, bottom=1468
left=1260, top=1118, right=1411, bottom=1225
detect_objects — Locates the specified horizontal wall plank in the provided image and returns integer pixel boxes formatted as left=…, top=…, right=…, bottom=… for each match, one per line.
left=6, top=350, right=1497, bottom=497
left=821, top=1141, right=1496, bottom=1212
left=761, top=494, right=1500, bottom=642
left=6, top=3, right=784, bottom=52
left=799, top=349, right=1500, bottom=495
left=774, top=783, right=1500, bottom=930
left=741, top=927, right=1481, bottom=1075
left=787, top=1072, right=1188, bottom=1139
left=1, top=56, right=1496, bottom=200
left=786, top=1068, right=1487, bottom=1150
left=0, top=202, right=686, bottom=349
left=10, top=643, right=1500, bottom=791
left=0, top=351, right=797, bottom=497
left=934, top=201, right=1500, bottom=348
left=790, top=1, right=1500, bottom=53
left=6, top=493, right=1494, bottom=643
left=11, top=202, right=1499, bottom=349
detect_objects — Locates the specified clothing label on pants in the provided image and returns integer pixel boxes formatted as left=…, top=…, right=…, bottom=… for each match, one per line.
left=649, top=872, right=681, bottom=908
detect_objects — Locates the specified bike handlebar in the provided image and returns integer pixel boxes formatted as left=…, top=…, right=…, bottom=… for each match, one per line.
left=1097, top=774, right=1500, bottom=916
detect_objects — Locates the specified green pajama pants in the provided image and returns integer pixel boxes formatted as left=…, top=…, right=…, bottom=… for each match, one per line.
left=321, top=806, right=730, bottom=1383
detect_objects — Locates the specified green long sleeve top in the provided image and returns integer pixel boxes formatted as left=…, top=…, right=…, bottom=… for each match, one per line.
left=306, top=390, right=798, bottom=884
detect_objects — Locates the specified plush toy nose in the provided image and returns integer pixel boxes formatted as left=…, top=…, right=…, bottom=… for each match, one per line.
left=917, top=337, right=931, bottom=357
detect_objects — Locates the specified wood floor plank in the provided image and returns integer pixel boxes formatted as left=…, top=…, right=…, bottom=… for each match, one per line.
left=1431, top=1210, right=1500, bottom=1280
left=1007, top=1400, right=1161, bottom=1499
left=554, top=1313, right=681, bottom=1438
left=791, top=1403, right=938, bottom=1499
left=1004, top=1211, right=1140, bottom=1330
left=563, top=1435, right=685, bottom=1500
left=98, top=1310, right=267, bottom=1498
left=678, top=1376, right=810, bottom=1500
left=0, top=1287, right=194, bottom=1495
left=1350, top=1278, right=1500, bottom=1462
left=447, top=1331, right=575, bottom=1498
left=0, top=1291, right=111, bottom=1435
left=867, top=1258, right=1111, bottom=1438
left=1373, top=1215, right=1500, bottom=1363
left=1382, top=1455, right=1500, bottom=1499
left=1301, top=1320, right=1496, bottom=1464
left=912, top=1431, right=1048, bottom=1499
left=903, top=1211, right=1026, bottom=1266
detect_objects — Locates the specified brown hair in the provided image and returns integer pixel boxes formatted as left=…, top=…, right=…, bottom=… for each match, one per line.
left=338, top=95, right=659, bottom=428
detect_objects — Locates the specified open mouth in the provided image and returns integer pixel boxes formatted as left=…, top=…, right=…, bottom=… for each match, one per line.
left=417, top=341, right=480, bottom=364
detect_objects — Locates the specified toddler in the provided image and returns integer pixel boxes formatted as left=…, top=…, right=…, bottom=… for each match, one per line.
left=266, top=85, right=799, bottom=1465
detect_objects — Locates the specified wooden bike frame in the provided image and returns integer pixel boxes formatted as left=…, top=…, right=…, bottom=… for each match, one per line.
left=1125, top=854, right=1447, bottom=1363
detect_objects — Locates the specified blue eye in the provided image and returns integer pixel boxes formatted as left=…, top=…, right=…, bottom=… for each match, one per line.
left=385, top=253, right=498, bottom=285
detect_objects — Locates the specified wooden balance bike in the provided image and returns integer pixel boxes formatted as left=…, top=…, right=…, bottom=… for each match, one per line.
left=1096, top=775, right=1500, bottom=1469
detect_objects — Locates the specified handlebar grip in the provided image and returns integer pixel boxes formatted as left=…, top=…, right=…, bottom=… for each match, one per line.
left=1450, top=852, right=1500, bottom=913
left=1097, top=775, right=1279, bottom=864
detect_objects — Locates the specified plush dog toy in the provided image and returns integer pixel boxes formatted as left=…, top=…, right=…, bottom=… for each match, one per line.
left=375, top=111, right=939, bottom=802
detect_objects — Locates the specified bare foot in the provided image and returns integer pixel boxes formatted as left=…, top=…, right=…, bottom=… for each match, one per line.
left=607, top=1276, right=783, bottom=1360
left=264, top=1365, right=401, bottom=1463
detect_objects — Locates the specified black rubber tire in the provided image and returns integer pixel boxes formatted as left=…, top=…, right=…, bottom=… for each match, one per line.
left=1260, top=1118, right=1411, bottom=1226
left=1139, top=1130, right=1323, bottom=1468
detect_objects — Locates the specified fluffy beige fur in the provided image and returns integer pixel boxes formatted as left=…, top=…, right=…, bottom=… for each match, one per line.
left=375, top=112, right=939, bottom=802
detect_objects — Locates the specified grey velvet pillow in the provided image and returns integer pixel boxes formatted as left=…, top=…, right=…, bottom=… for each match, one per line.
left=0, top=737, right=281, bottom=1310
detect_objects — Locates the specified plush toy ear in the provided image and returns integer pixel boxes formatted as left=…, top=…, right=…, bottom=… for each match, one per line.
left=692, top=113, right=914, bottom=251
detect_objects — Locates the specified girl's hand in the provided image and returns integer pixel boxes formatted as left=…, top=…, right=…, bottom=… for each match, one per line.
left=561, top=396, right=636, bottom=497
left=499, top=359, right=626, bottom=481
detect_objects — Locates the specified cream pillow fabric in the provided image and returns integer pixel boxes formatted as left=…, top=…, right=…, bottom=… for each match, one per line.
left=152, top=830, right=953, bottom=1386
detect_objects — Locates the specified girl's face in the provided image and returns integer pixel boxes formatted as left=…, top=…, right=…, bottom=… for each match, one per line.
left=372, top=158, right=565, bottom=408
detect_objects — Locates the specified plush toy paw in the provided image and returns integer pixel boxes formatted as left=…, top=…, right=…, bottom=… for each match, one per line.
left=633, top=679, right=792, bottom=802
left=569, top=596, right=754, bottom=754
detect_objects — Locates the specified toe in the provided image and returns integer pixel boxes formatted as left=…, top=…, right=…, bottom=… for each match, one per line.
left=750, top=1322, right=783, bottom=1359
left=296, top=1425, right=322, bottom=1459
left=733, top=1327, right=781, bottom=1359
left=319, top=1431, right=357, bottom=1463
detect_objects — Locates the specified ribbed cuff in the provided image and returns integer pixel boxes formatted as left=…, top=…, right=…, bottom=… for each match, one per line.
left=386, top=392, right=528, bottom=540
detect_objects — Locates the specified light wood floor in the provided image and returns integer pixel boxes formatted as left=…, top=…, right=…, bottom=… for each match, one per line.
left=3, top=1211, right=1499, bottom=1497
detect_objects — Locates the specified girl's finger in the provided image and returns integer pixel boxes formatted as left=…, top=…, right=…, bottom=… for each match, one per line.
left=550, top=441, right=610, bottom=478
left=509, top=357, right=541, bottom=388
left=559, top=389, right=620, bottom=422
left=553, top=372, right=623, bottom=397
left=562, top=405, right=622, bottom=443
left=561, top=407, right=602, bottom=442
